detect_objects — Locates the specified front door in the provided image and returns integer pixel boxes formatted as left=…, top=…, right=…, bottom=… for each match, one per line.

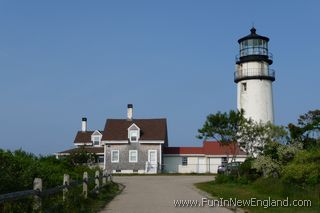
left=146, top=150, right=157, bottom=173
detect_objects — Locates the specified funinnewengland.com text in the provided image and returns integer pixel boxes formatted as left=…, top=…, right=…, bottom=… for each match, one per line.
left=173, top=197, right=312, bottom=208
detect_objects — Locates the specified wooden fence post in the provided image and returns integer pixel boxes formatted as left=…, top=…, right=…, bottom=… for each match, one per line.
left=63, top=174, right=70, bottom=201
left=108, top=171, right=113, bottom=182
left=83, top=172, right=88, bottom=199
left=102, top=170, right=107, bottom=186
left=33, top=178, right=42, bottom=211
left=95, top=170, right=100, bottom=192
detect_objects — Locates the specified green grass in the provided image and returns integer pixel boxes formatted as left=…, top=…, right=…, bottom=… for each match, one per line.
left=84, top=181, right=123, bottom=212
left=195, top=179, right=320, bottom=213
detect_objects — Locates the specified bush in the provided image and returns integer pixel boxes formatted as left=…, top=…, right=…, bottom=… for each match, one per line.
left=252, top=155, right=281, bottom=178
left=0, top=149, right=119, bottom=213
left=0, top=149, right=97, bottom=193
left=239, top=158, right=261, bottom=182
left=282, top=149, right=320, bottom=185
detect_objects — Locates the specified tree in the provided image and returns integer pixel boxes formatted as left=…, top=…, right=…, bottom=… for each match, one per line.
left=197, top=110, right=246, bottom=161
left=66, top=147, right=97, bottom=166
left=288, top=109, right=320, bottom=149
left=238, top=121, right=288, bottom=157
left=198, top=109, right=289, bottom=159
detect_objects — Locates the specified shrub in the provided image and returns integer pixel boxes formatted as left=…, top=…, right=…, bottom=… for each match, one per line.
left=282, top=150, right=320, bottom=185
left=239, top=157, right=261, bottom=182
left=252, top=155, right=281, bottom=178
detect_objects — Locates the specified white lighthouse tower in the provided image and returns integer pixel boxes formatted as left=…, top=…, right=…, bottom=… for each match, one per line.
left=235, top=28, right=275, bottom=124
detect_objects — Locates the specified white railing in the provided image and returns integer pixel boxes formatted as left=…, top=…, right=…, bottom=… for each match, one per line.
left=145, top=162, right=158, bottom=174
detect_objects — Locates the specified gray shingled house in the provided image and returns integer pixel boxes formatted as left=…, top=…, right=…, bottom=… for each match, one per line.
left=57, top=104, right=168, bottom=174
left=55, top=117, right=105, bottom=167
left=102, top=104, right=168, bottom=174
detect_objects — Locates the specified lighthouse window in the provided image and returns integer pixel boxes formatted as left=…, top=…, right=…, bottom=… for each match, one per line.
left=242, top=83, right=247, bottom=91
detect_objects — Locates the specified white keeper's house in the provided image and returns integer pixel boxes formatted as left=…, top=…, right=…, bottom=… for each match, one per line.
left=56, top=104, right=247, bottom=174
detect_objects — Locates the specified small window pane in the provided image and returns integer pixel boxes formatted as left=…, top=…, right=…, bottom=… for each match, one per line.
left=111, top=150, right=119, bottom=163
left=182, top=157, right=188, bottom=166
left=93, top=136, right=100, bottom=145
left=129, top=150, right=138, bottom=162
left=130, top=130, right=138, bottom=142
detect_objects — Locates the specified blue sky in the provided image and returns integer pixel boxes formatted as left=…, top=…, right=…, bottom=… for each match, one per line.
left=0, top=1, right=319, bottom=155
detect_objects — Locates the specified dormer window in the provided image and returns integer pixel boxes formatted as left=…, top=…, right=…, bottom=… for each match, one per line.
left=93, top=136, right=100, bottom=146
left=130, top=130, right=138, bottom=142
left=128, top=124, right=140, bottom=142
left=91, top=130, right=102, bottom=146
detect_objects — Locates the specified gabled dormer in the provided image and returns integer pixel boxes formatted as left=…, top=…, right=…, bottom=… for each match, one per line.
left=128, top=123, right=140, bottom=142
left=91, top=130, right=102, bottom=146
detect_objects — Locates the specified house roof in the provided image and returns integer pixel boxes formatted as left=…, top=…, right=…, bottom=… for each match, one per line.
left=163, top=147, right=203, bottom=155
left=203, top=141, right=246, bottom=155
left=102, top=119, right=168, bottom=141
left=163, top=141, right=246, bottom=156
left=74, top=131, right=103, bottom=144
left=58, top=147, right=104, bottom=154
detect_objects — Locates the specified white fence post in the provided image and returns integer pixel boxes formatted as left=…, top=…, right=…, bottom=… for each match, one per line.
left=33, top=178, right=42, bottom=211
left=83, top=172, right=88, bottom=199
left=63, top=174, right=70, bottom=201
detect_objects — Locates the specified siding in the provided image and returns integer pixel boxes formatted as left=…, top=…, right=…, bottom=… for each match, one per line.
left=163, top=155, right=247, bottom=173
left=105, top=143, right=161, bottom=173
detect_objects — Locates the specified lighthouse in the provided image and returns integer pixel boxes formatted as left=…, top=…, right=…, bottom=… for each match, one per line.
left=235, top=28, right=275, bottom=124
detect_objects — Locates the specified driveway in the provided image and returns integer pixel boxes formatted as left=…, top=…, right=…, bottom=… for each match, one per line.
left=100, top=175, right=234, bottom=213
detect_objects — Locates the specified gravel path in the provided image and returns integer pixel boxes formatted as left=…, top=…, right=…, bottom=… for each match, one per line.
left=100, top=175, right=234, bottom=213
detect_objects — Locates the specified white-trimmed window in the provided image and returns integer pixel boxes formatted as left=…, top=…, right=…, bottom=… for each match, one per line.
left=93, top=136, right=100, bottom=146
left=128, top=124, right=140, bottom=142
left=91, top=130, right=102, bottom=146
left=129, top=150, right=138, bottom=163
left=129, top=130, right=138, bottom=142
left=182, top=157, right=188, bottom=166
left=111, top=150, right=119, bottom=163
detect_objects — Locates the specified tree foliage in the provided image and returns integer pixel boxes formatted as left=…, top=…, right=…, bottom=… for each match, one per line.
left=238, top=121, right=288, bottom=157
left=288, top=109, right=320, bottom=149
left=198, top=110, right=245, bottom=142
left=67, top=147, right=98, bottom=166
left=197, top=110, right=246, bottom=161
left=282, top=149, right=320, bottom=185
left=200, top=108, right=320, bottom=186
left=0, top=149, right=96, bottom=194
left=197, top=109, right=287, bottom=158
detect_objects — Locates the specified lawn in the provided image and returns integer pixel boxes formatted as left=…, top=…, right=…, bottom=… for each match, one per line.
left=195, top=179, right=319, bottom=213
